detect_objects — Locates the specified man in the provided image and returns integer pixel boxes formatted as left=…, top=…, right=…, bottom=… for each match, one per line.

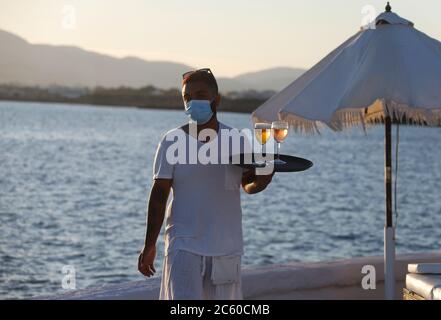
left=138, top=68, right=274, bottom=300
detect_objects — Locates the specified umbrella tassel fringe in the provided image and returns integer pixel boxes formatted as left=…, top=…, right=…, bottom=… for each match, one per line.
left=253, top=99, right=441, bottom=135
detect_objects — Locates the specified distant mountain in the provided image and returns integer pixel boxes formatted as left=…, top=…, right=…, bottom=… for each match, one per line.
left=0, top=29, right=305, bottom=92
left=0, top=29, right=193, bottom=89
left=219, top=67, right=305, bottom=92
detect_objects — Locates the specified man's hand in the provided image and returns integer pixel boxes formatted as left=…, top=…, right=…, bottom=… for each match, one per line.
left=138, top=245, right=156, bottom=277
left=241, top=168, right=275, bottom=194
left=139, top=179, right=171, bottom=277
left=254, top=171, right=274, bottom=186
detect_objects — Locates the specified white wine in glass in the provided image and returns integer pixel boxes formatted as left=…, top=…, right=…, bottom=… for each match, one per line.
left=254, top=123, right=272, bottom=164
left=271, top=121, right=289, bottom=165
left=255, top=124, right=271, bottom=146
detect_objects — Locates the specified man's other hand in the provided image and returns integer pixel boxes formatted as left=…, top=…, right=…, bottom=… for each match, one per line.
left=138, top=244, right=156, bottom=277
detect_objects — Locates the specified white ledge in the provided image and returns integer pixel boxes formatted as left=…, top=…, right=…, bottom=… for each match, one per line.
left=34, top=251, right=441, bottom=300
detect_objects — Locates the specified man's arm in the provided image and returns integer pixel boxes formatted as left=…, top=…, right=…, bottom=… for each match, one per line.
left=138, top=178, right=172, bottom=277
left=241, top=168, right=274, bottom=194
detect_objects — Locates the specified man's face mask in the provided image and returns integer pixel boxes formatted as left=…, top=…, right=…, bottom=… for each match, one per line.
left=184, top=99, right=214, bottom=124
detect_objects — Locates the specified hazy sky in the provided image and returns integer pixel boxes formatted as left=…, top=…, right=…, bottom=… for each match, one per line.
left=1, top=0, right=440, bottom=77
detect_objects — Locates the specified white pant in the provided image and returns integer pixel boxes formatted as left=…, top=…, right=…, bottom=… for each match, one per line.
left=159, top=250, right=243, bottom=300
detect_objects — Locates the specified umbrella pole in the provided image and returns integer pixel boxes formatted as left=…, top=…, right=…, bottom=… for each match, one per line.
left=384, top=114, right=396, bottom=300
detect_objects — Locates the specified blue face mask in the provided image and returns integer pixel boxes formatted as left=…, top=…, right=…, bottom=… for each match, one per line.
left=184, top=99, right=214, bottom=124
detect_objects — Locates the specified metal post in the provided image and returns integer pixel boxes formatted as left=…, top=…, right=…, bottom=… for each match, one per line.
left=384, top=114, right=395, bottom=300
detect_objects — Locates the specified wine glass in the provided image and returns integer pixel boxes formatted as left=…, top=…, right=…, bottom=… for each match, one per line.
left=271, top=121, right=289, bottom=165
left=254, top=123, right=272, bottom=165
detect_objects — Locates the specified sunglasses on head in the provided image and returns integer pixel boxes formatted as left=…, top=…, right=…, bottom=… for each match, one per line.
left=182, top=68, right=214, bottom=80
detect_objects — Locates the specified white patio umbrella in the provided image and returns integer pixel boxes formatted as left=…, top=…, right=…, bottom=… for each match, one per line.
left=252, top=3, right=441, bottom=299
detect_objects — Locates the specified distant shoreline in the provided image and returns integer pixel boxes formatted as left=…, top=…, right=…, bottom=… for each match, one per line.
left=0, top=85, right=268, bottom=114
left=0, top=97, right=187, bottom=112
left=0, top=97, right=253, bottom=114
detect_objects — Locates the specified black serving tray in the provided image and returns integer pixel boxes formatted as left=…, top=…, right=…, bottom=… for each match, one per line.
left=229, top=153, right=313, bottom=172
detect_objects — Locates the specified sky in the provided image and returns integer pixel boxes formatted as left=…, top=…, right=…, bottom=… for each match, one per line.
left=1, top=0, right=440, bottom=77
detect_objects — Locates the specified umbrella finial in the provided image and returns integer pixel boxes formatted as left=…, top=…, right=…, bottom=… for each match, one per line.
left=385, top=2, right=392, bottom=12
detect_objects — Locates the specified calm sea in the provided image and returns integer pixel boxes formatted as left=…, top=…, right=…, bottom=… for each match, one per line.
left=1, top=101, right=440, bottom=299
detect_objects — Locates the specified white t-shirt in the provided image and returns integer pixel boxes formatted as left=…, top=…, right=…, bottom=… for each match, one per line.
left=152, top=122, right=250, bottom=257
